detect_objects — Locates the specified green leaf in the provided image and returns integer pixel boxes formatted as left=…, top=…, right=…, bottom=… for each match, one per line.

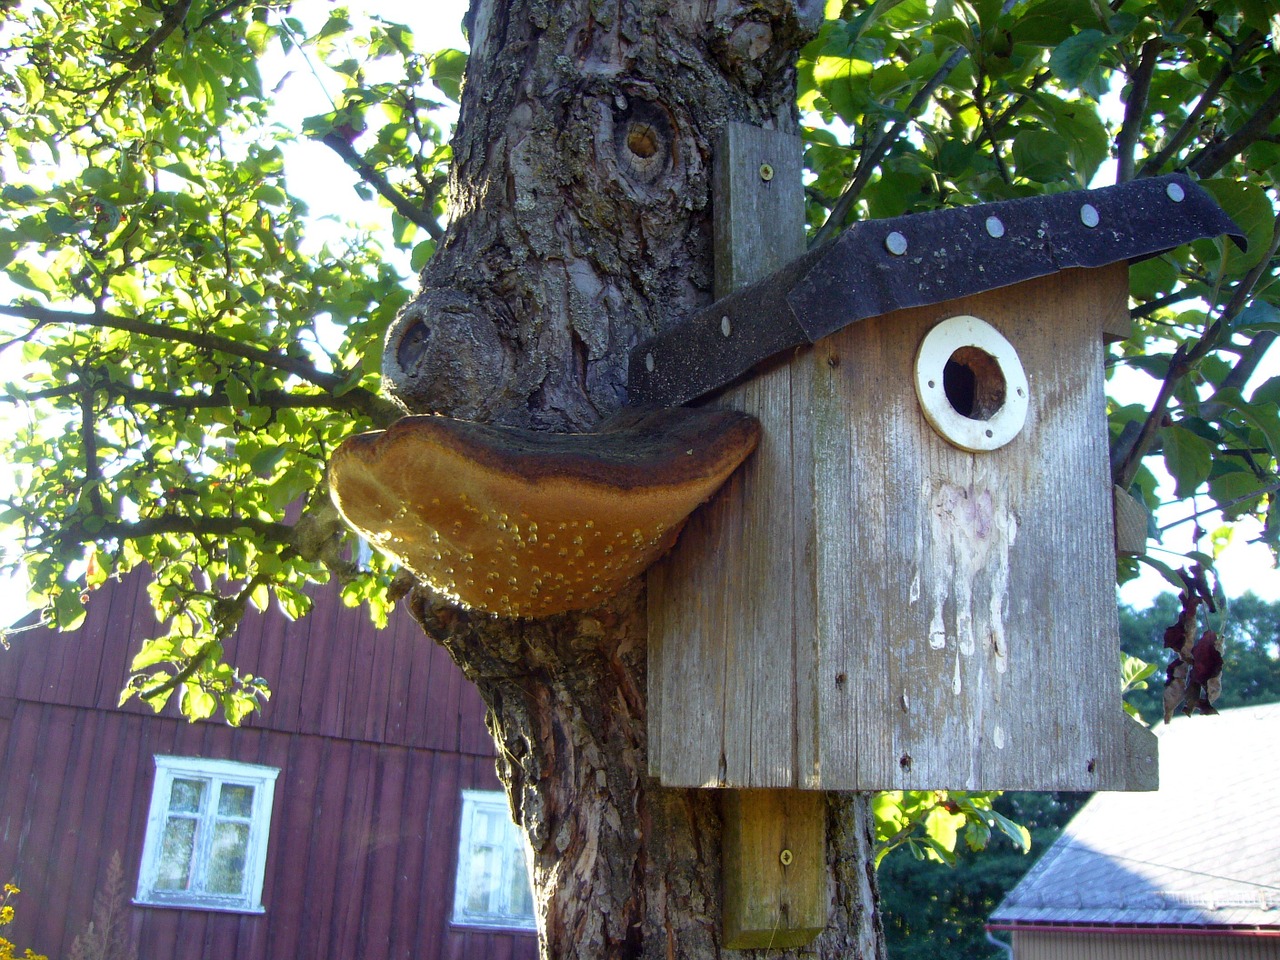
left=989, top=810, right=1031, bottom=852
left=1209, top=468, right=1273, bottom=519
left=250, top=444, right=288, bottom=477
left=1163, top=424, right=1213, bottom=498
left=1198, top=179, right=1275, bottom=274
left=223, top=693, right=254, bottom=726
left=1121, top=653, right=1156, bottom=693
left=1233, top=299, right=1280, bottom=334
left=1012, top=129, right=1070, bottom=182
left=410, top=238, right=436, bottom=272
left=130, top=637, right=180, bottom=670
left=1213, top=390, right=1280, bottom=459
left=180, top=684, right=217, bottom=720
left=429, top=48, right=468, bottom=103
left=1048, top=29, right=1114, bottom=86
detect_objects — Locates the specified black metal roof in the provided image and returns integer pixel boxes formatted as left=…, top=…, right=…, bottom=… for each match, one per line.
left=628, top=173, right=1245, bottom=407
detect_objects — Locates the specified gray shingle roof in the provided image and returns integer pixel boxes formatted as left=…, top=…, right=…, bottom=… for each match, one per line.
left=991, top=703, right=1280, bottom=929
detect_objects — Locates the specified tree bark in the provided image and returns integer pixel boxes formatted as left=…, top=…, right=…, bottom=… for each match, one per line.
left=384, top=2, right=887, bottom=956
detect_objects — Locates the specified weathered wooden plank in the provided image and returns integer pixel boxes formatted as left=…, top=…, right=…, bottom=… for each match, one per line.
left=666, top=123, right=830, bottom=947
left=67, top=570, right=119, bottom=705
left=96, top=570, right=154, bottom=711
left=391, top=748, right=434, bottom=960
left=331, top=742, right=376, bottom=960
left=295, top=575, right=342, bottom=736
left=357, top=599, right=395, bottom=744
left=419, top=749, right=463, bottom=960
left=813, top=265, right=1140, bottom=789
left=248, top=589, right=294, bottom=732
left=46, top=707, right=101, bottom=951
left=649, top=121, right=807, bottom=788
left=299, top=737, right=352, bottom=960
left=380, top=610, right=417, bottom=747
left=359, top=745, right=408, bottom=957
left=722, top=790, right=827, bottom=949
left=317, top=600, right=358, bottom=744
left=265, top=732, right=321, bottom=960
left=1113, top=484, right=1150, bottom=556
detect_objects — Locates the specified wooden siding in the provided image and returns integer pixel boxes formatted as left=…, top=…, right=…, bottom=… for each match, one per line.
left=0, top=699, right=536, bottom=960
left=0, top=570, right=493, bottom=754
left=1012, top=930, right=1280, bottom=960
left=0, top=575, right=536, bottom=960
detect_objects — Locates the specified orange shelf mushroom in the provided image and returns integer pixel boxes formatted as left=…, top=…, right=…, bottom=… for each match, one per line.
left=329, top=407, right=760, bottom=618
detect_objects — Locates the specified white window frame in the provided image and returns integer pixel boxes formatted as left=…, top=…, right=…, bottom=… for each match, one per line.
left=452, top=789, right=536, bottom=932
left=134, top=755, right=280, bottom=914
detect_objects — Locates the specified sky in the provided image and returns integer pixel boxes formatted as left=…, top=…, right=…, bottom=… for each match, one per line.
left=1, top=0, right=1277, bottom=626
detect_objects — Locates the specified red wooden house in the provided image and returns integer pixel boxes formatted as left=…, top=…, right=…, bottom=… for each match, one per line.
left=0, top=570, right=538, bottom=960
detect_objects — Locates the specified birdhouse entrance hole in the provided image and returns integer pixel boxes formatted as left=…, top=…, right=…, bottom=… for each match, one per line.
left=943, top=346, right=1006, bottom=421
left=915, top=314, right=1029, bottom=452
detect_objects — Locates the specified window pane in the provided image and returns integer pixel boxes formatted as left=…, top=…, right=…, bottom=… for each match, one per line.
left=155, top=817, right=197, bottom=891
left=169, top=778, right=205, bottom=814
left=507, top=851, right=533, bottom=918
left=207, top=821, right=249, bottom=895
left=465, top=845, right=498, bottom=914
left=218, top=783, right=255, bottom=819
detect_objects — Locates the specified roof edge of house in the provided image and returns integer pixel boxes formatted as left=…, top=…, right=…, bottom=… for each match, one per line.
left=985, top=921, right=1280, bottom=939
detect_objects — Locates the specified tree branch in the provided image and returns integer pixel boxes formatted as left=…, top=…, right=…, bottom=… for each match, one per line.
left=1189, top=80, right=1280, bottom=178
left=813, top=46, right=967, bottom=246
left=1116, top=39, right=1161, bottom=183
left=1159, top=481, right=1280, bottom=532
left=87, top=0, right=195, bottom=123
left=974, top=81, right=1012, bottom=185
left=989, top=69, right=1051, bottom=136
left=1131, top=289, right=1202, bottom=320
left=58, top=512, right=296, bottom=549
left=2, top=378, right=392, bottom=417
left=813, top=0, right=1025, bottom=245
left=195, top=0, right=256, bottom=31
left=79, top=384, right=105, bottom=514
left=1138, top=34, right=1259, bottom=176
left=1114, top=217, right=1280, bottom=490
left=320, top=132, right=444, bottom=240
left=0, top=302, right=401, bottom=425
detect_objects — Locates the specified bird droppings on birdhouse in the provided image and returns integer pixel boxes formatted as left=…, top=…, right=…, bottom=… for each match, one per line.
left=328, top=406, right=760, bottom=618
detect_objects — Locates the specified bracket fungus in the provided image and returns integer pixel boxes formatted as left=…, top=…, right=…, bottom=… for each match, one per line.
left=329, top=407, right=760, bottom=618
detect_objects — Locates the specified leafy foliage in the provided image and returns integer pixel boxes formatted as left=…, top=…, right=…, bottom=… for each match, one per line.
left=873, top=790, right=1029, bottom=867
left=0, top=1, right=458, bottom=720
left=879, top=791, right=1087, bottom=960
left=0, top=0, right=1276, bottom=737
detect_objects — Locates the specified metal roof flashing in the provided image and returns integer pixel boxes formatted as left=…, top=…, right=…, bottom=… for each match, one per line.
left=628, top=174, right=1245, bottom=407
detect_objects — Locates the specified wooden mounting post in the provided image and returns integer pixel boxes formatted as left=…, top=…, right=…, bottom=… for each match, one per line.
left=698, top=122, right=827, bottom=949
left=722, top=789, right=827, bottom=949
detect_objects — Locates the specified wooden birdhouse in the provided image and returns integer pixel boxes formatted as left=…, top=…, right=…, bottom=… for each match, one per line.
left=630, top=134, right=1243, bottom=796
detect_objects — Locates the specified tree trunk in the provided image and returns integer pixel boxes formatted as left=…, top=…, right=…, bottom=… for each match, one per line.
left=385, top=2, right=887, bottom=956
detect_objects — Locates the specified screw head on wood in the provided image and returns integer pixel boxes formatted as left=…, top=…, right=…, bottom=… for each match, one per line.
left=1080, top=204, right=1100, bottom=228
left=985, top=216, right=1005, bottom=239
left=721, top=315, right=732, bottom=337
left=1166, top=182, right=1185, bottom=202
left=759, top=163, right=774, bottom=182
left=885, top=231, right=908, bottom=256
left=644, top=352, right=655, bottom=373
left=779, top=849, right=794, bottom=866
